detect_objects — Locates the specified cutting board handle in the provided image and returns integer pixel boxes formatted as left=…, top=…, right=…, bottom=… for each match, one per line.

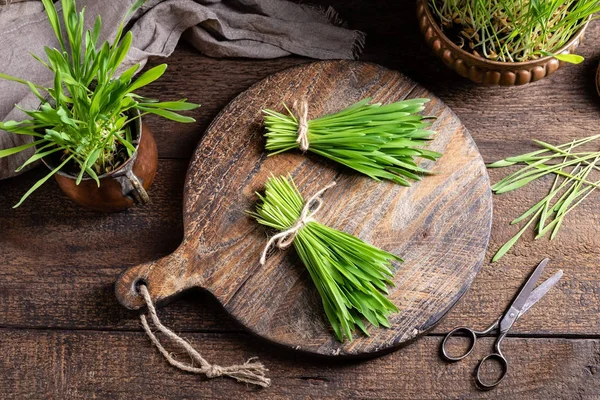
left=115, top=247, right=192, bottom=310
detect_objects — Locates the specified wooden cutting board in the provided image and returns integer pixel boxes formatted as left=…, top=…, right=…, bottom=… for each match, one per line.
left=115, top=60, right=493, bottom=357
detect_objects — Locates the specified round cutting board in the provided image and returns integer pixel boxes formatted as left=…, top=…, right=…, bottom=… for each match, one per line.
left=115, top=60, right=493, bottom=357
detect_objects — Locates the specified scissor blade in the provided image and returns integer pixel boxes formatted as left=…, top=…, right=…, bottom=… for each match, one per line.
left=519, top=270, right=563, bottom=317
left=509, top=258, right=549, bottom=313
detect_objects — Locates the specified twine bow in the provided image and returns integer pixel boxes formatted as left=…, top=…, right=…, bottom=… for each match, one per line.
left=260, top=181, right=337, bottom=265
left=138, top=284, right=271, bottom=387
left=293, top=99, right=310, bottom=151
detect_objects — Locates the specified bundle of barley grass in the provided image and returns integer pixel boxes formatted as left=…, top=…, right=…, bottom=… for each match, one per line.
left=249, top=175, right=401, bottom=342
left=262, top=98, right=442, bottom=186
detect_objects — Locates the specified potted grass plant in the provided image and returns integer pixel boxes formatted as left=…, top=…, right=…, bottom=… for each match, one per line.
left=0, top=0, right=199, bottom=211
left=418, top=0, right=599, bottom=85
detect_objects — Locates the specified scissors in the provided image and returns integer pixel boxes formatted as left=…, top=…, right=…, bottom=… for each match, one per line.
left=440, top=258, right=563, bottom=390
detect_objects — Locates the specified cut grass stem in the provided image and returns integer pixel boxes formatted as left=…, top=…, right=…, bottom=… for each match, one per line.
left=490, top=134, right=599, bottom=261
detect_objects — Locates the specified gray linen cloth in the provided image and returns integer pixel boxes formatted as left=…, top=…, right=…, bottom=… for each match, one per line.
left=0, top=0, right=364, bottom=179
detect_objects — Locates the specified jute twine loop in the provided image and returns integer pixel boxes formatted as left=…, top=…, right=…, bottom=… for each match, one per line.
left=138, top=284, right=271, bottom=387
left=260, top=181, right=337, bottom=265
left=293, top=99, right=310, bottom=151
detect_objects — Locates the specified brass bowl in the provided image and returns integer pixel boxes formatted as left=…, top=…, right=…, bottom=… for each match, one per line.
left=417, top=0, right=590, bottom=86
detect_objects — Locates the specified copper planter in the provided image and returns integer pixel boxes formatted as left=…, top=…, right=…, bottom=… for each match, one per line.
left=417, top=0, right=589, bottom=86
left=44, top=116, right=158, bottom=212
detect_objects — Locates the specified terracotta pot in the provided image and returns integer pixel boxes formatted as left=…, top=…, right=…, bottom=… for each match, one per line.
left=43, top=115, right=158, bottom=212
left=417, top=0, right=590, bottom=86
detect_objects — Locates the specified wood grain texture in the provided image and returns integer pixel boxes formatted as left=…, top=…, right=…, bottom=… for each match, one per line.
left=0, top=163, right=596, bottom=337
left=0, top=35, right=597, bottom=338
left=1, top=329, right=600, bottom=399
left=114, top=60, right=493, bottom=356
left=0, top=0, right=599, bottom=397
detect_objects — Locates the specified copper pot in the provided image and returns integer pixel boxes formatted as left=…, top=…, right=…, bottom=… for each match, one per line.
left=43, top=114, right=158, bottom=212
left=417, top=0, right=589, bottom=86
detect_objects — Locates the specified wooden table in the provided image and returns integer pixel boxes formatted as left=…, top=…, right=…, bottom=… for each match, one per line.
left=1, top=1, right=599, bottom=398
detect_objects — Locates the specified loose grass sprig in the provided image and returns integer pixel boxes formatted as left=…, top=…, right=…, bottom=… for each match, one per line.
left=249, top=175, right=401, bottom=342
left=429, top=0, right=600, bottom=63
left=489, top=134, right=599, bottom=261
left=263, top=98, right=442, bottom=186
left=0, top=0, right=199, bottom=207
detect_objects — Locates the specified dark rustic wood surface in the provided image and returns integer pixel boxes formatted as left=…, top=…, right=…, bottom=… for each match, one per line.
left=0, top=0, right=599, bottom=398
left=114, top=60, right=493, bottom=356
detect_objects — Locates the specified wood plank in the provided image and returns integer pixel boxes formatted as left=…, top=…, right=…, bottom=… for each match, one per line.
left=0, top=162, right=598, bottom=336
left=0, top=329, right=599, bottom=399
left=0, top=160, right=186, bottom=267
left=0, top=159, right=226, bottom=331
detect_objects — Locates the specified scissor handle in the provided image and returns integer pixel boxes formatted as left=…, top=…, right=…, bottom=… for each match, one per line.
left=440, top=327, right=478, bottom=361
left=441, top=320, right=500, bottom=362
left=475, top=352, right=509, bottom=390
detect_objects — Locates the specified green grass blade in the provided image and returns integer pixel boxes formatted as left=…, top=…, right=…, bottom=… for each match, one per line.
left=0, top=139, right=45, bottom=158
left=126, top=64, right=167, bottom=93
left=138, top=107, right=196, bottom=123
left=13, top=154, right=74, bottom=208
left=493, top=208, right=542, bottom=262
left=41, top=0, right=66, bottom=52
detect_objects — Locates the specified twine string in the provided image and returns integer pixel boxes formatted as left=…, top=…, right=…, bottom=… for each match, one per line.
left=293, top=99, right=310, bottom=151
left=138, top=284, right=271, bottom=387
left=260, top=181, right=337, bottom=265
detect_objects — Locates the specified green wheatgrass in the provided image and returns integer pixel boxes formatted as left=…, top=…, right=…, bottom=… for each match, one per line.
left=489, top=134, right=600, bottom=261
left=249, top=175, right=401, bottom=342
left=262, top=98, right=442, bottom=186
